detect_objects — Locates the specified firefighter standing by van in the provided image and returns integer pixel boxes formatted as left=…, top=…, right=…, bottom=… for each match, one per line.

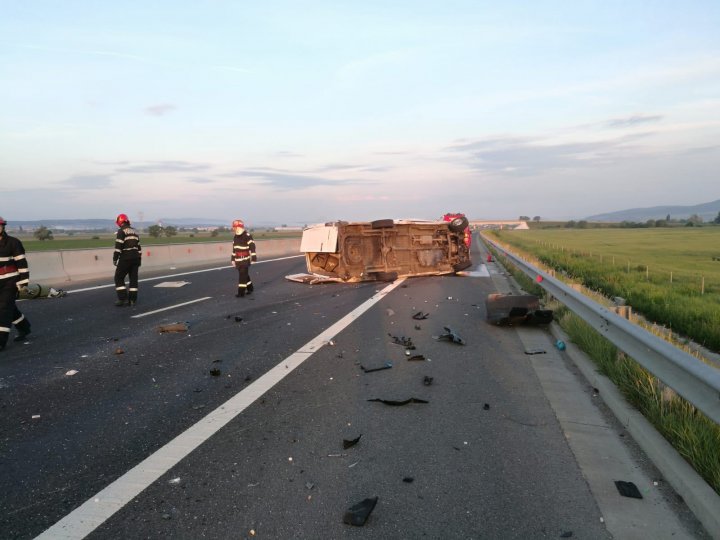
left=231, top=219, right=257, bottom=297
left=0, top=216, right=32, bottom=351
left=113, top=214, right=142, bottom=307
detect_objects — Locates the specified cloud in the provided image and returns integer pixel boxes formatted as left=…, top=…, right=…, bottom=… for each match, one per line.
left=187, top=177, right=215, bottom=184
left=275, top=151, right=305, bottom=158
left=225, top=169, right=364, bottom=190
left=58, top=174, right=114, bottom=189
left=115, top=161, right=211, bottom=173
left=447, top=134, right=653, bottom=176
left=144, top=104, right=177, bottom=116
left=605, top=114, right=663, bottom=129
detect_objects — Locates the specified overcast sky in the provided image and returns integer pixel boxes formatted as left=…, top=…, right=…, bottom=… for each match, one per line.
left=2, top=1, right=719, bottom=225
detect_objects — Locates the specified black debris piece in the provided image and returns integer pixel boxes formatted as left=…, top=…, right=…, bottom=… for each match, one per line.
left=367, top=398, right=428, bottom=406
left=343, top=496, right=378, bottom=526
left=485, top=293, right=554, bottom=326
left=234, top=316, right=243, bottom=322
left=210, top=368, right=221, bottom=377
left=414, top=325, right=421, bottom=330
left=483, top=403, right=490, bottom=410
left=244, top=375, right=252, bottom=382
left=388, top=333, right=415, bottom=349
left=361, top=362, right=393, bottom=373
left=423, top=376, right=434, bottom=386
left=412, top=311, right=429, bottom=320
left=524, top=349, right=546, bottom=355
left=434, top=327, right=466, bottom=345
left=402, top=477, right=414, bottom=483
left=343, top=435, right=362, bottom=449
left=212, top=359, right=222, bottom=363
left=407, top=354, right=425, bottom=361
left=614, top=480, right=643, bottom=499
left=560, top=532, right=573, bottom=538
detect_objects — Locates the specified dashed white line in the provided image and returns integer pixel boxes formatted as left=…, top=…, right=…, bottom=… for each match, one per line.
left=35, top=277, right=407, bottom=539
left=130, top=297, right=213, bottom=319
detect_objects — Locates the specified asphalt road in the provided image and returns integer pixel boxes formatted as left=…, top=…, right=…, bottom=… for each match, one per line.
left=0, top=246, right=703, bottom=539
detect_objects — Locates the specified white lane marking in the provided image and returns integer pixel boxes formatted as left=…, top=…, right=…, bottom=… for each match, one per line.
left=153, top=281, right=191, bottom=288
left=65, top=255, right=304, bottom=294
left=130, top=297, right=213, bottom=319
left=35, top=277, right=407, bottom=540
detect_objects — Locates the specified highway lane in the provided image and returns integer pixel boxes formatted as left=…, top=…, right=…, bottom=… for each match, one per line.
left=0, top=245, right=704, bottom=538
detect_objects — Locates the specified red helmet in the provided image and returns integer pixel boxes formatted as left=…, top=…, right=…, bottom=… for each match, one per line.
left=232, top=219, right=244, bottom=228
left=0, top=216, right=6, bottom=225
left=116, top=213, right=130, bottom=227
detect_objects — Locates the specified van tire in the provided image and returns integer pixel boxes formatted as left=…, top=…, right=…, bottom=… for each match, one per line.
left=371, top=219, right=394, bottom=229
left=448, top=216, right=469, bottom=233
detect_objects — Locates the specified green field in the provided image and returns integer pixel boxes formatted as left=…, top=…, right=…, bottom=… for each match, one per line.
left=486, top=227, right=720, bottom=352
left=18, top=230, right=301, bottom=252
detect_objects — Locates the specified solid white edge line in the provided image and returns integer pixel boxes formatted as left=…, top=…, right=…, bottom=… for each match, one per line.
left=66, top=255, right=304, bottom=294
left=130, top=297, right=213, bottom=319
left=35, top=277, right=407, bottom=540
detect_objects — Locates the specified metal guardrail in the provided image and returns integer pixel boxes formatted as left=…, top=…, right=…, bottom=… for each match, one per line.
left=483, top=235, right=720, bottom=425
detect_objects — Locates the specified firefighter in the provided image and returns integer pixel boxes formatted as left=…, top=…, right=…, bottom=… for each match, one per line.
left=0, top=216, right=32, bottom=351
left=231, top=219, right=257, bottom=297
left=113, top=213, right=142, bottom=307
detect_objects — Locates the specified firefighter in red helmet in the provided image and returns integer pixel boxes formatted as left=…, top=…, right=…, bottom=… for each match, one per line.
left=231, top=219, right=257, bottom=297
left=0, top=216, right=32, bottom=351
left=113, top=213, right=142, bottom=307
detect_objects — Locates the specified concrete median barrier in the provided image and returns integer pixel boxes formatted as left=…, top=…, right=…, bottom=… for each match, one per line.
left=25, top=238, right=301, bottom=284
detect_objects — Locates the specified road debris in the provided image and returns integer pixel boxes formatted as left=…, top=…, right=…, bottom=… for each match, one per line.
left=114, top=348, right=124, bottom=355
left=402, top=477, right=414, bottom=483
left=65, top=370, right=79, bottom=376
left=361, top=362, right=392, bottom=373
left=156, top=322, right=188, bottom=333
left=388, top=334, right=415, bottom=349
left=407, top=354, right=425, bottom=361
left=556, top=340, right=566, bottom=351
left=343, top=435, right=362, bottom=449
left=368, top=398, right=429, bottom=406
left=486, top=293, right=553, bottom=326
left=343, top=496, right=378, bottom=526
left=423, top=376, right=434, bottom=386
left=412, top=311, right=429, bottom=320
left=614, top=480, right=643, bottom=499
left=524, top=348, right=546, bottom=355
left=168, top=477, right=182, bottom=485
left=433, top=327, right=466, bottom=345
left=210, top=368, right=221, bottom=377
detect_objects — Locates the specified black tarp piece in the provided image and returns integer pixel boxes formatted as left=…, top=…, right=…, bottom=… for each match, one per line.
left=433, top=327, right=466, bottom=345
left=485, top=293, right=554, bottom=326
left=407, top=354, right=425, bottom=361
left=368, top=398, right=429, bottom=406
left=412, top=311, right=429, bottom=320
left=361, top=362, right=393, bottom=373
left=614, top=480, right=643, bottom=499
left=343, top=496, right=378, bottom=526
left=343, top=435, right=362, bottom=449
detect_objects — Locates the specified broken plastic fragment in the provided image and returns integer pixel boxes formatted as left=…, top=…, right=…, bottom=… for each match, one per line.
left=343, top=435, right=362, bottom=449
left=423, top=376, right=433, bottom=386
left=156, top=322, right=188, bottom=333
left=483, top=403, right=490, bottom=410
left=560, top=532, right=573, bottom=538
left=524, top=349, right=546, bottom=355
left=407, top=354, right=425, bottom=361
left=343, top=496, right=378, bottom=526
left=361, top=362, right=392, bottom=373
left=402, top=477, right=414, bottom=483
left=614, top=480, right=643, bottom=499
left=210, top=368, right=221, bottom=377
left=168, top=477, right=181, bottom=485
left=556, top=340, right=566, bottom=351
left=367, top=398, right=429, bottom=406
left=433, top=327, right=466, bottom=345
left=65, top=370, right=79, bottom=376
left=114, top=348, right=124, bottom=355
left=412, top=311, right=429, bottom=320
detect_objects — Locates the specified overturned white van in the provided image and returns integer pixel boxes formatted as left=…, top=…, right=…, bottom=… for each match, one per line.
left=288, top=218, right=472, bottom=283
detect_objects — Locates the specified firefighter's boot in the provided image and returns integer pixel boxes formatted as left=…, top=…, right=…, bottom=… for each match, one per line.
left=13, top=316, right=31, bottom=342
left=247, top=282, right=254, bottom=295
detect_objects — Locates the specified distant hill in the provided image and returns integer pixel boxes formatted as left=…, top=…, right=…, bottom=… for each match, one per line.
left=586, top=199, right=720, bottom=222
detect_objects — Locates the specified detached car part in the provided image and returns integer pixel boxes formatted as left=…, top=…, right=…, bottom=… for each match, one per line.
left=485, top=293, right=554, bottom=326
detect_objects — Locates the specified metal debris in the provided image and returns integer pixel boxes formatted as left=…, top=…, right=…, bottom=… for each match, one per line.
left=343, top=496, right=378, bottom=526
left=343, top=435, right=362, bottom=449
left=156, top=322, right=188, bottom=333
left=433, top=327, right=465, bottom=345
left=367, top=398, right=429, bottom=406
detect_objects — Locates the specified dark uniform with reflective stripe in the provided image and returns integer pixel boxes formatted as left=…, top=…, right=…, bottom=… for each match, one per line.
left=113, top=225, right=142, bottom=305
left=232, top=231, right=257, bottom=296
left=0, top=230, right=31, bottom=350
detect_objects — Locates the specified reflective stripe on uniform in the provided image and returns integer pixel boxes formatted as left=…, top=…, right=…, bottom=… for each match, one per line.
left=116, top=286, right=126, bottom=291
left=13, top=254, right=26, bottom=261
left=12, top=314, right=25, bottom=325
left=128, top=288, right=138, bottom=292
left=0, top=326, right=10, bottom=333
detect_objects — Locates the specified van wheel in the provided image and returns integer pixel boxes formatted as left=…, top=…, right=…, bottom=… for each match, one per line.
left=371, top=271, right=398, bottom=281
left=448, top=216, right=469, bottom=232
left=371, top=219, right=394, bottom=229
